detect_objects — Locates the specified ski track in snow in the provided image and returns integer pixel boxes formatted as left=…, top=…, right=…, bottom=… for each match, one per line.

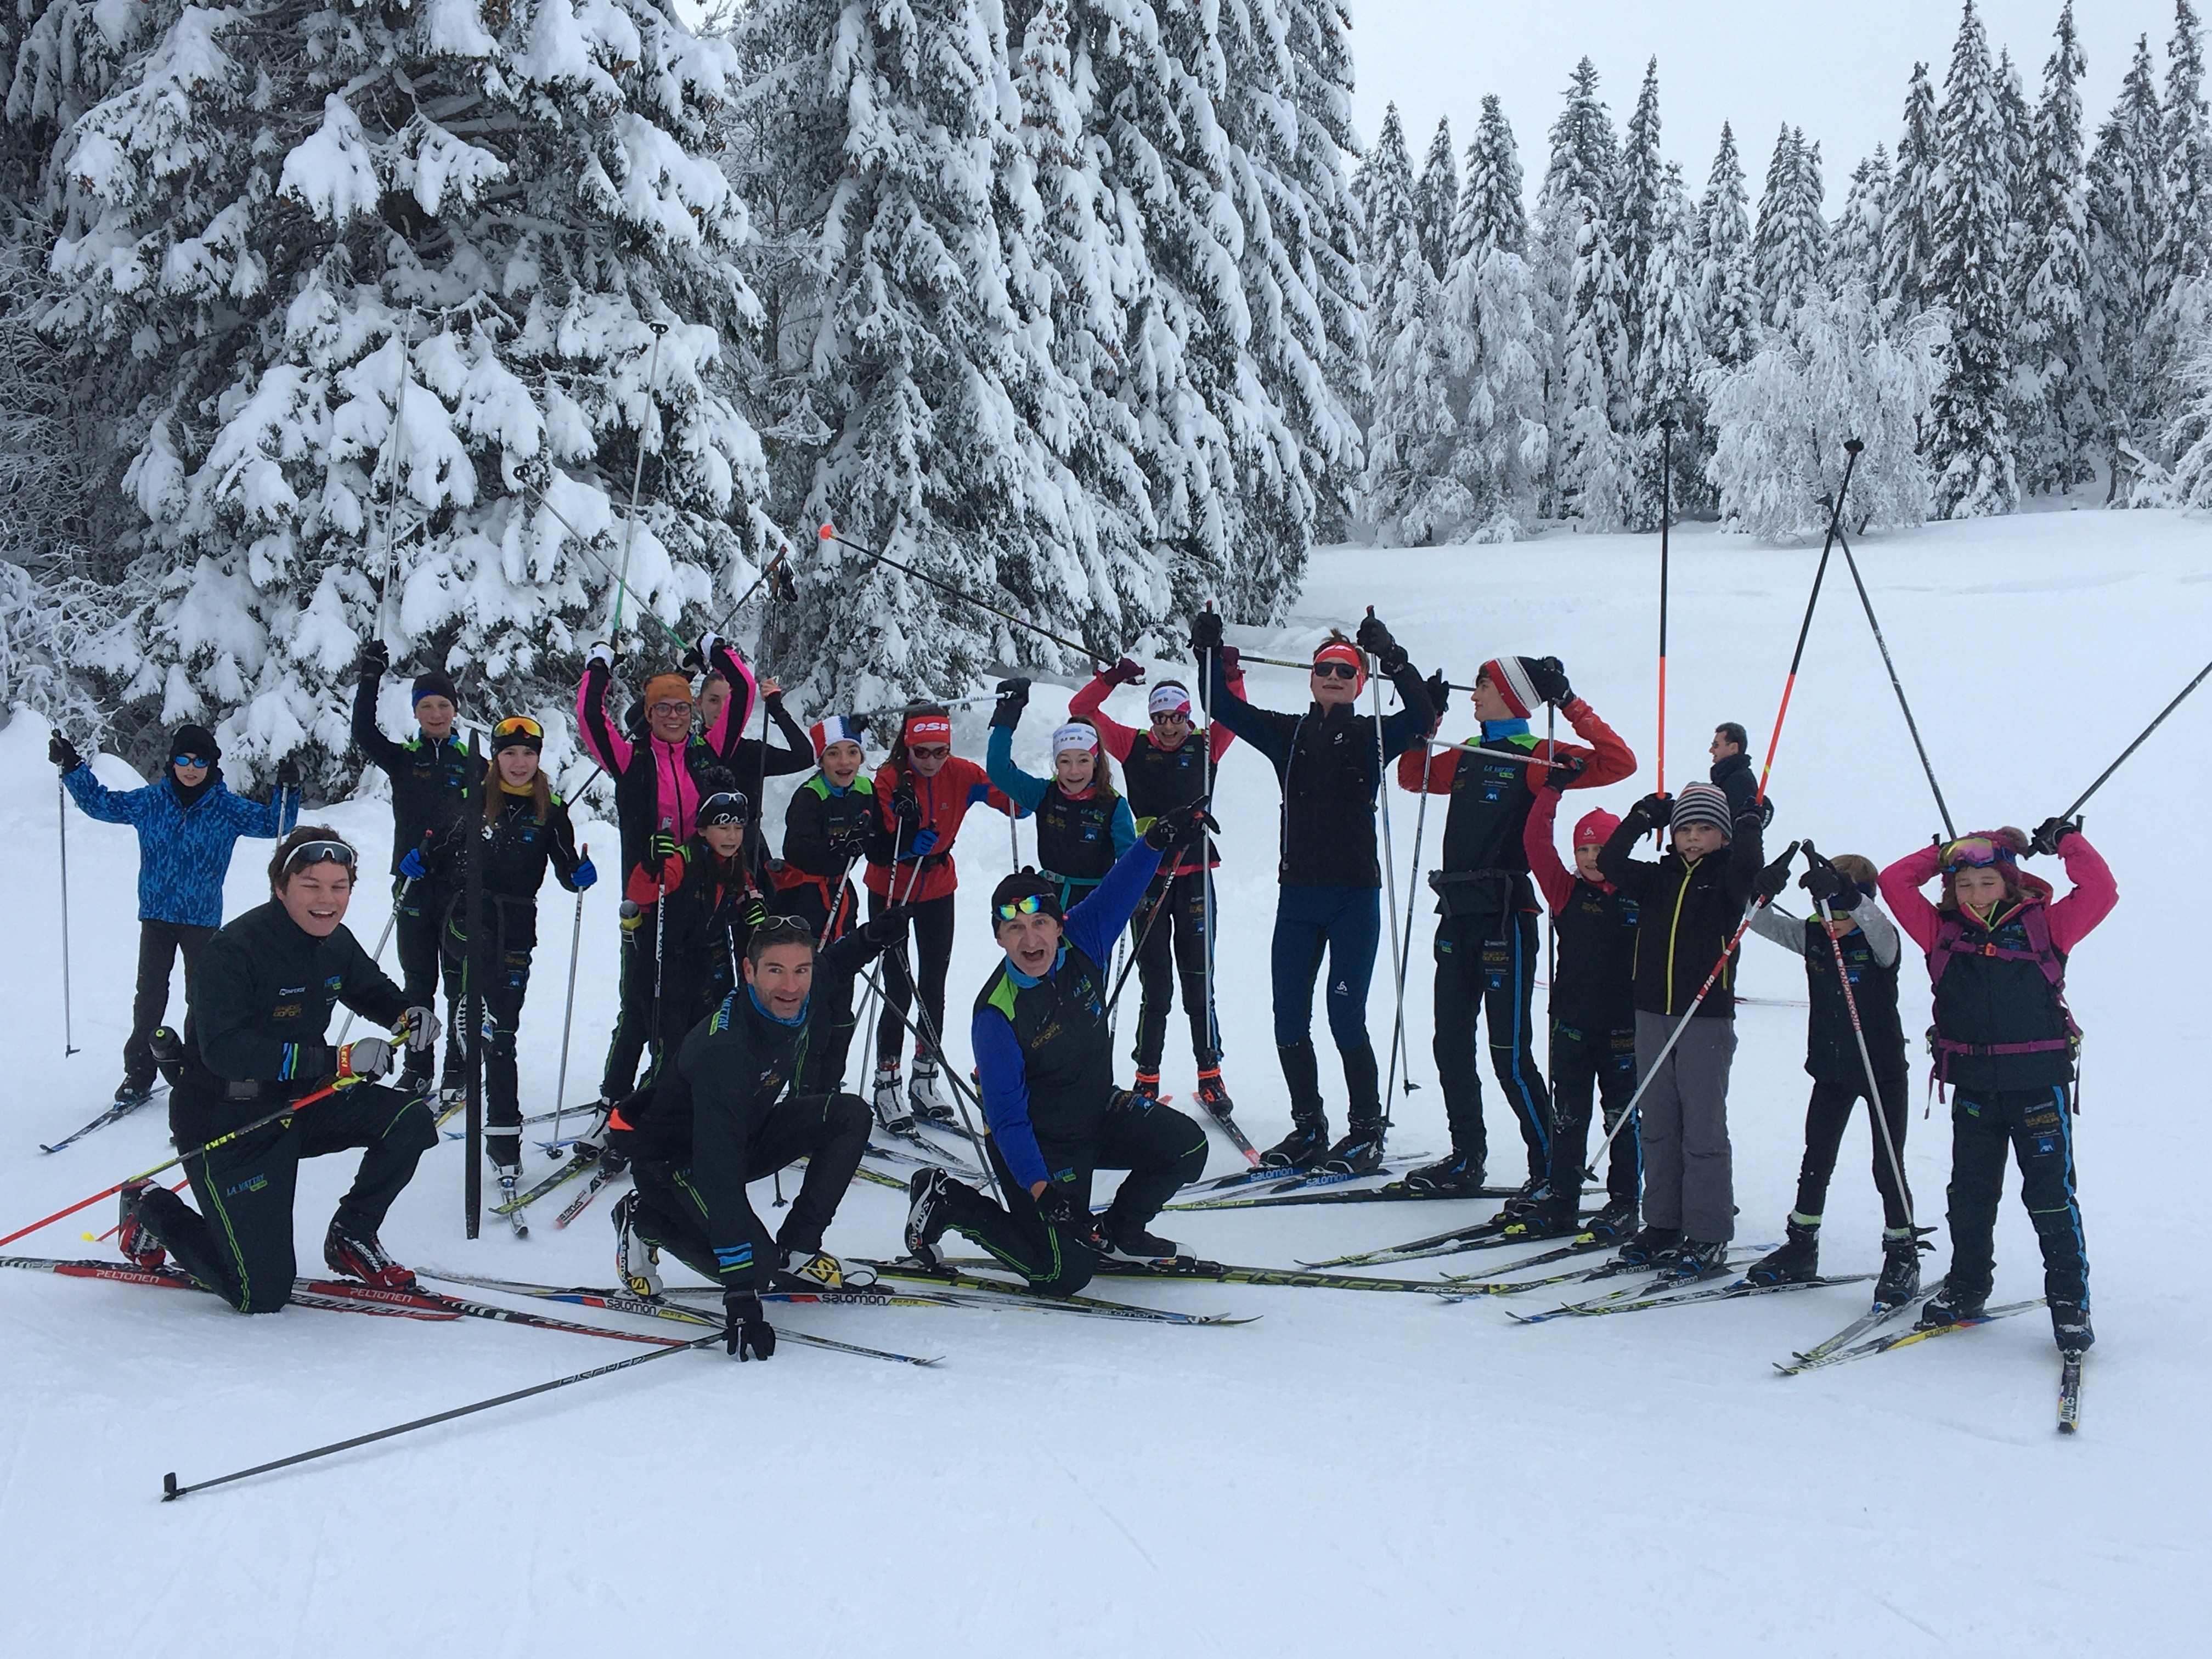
left=2, top=510, right=2207, bottom=1654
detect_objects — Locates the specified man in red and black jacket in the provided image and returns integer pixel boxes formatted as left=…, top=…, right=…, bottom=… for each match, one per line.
left=1395, top=653, right=1634, bottom=1201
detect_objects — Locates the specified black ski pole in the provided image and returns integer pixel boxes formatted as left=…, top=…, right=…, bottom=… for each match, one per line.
left=1830, top=523, right=1955, bottom=839
left=161, top=1334, right=716, bottom=1500
left=2053, top=654, right=2212, bottom=822
left=58, top=773, right=77, bottom=1057
left=816, top=523, right=1111, bottom=666
left=1754, top=440, right=1860, bottom=808
left=461, top=729, right=485, bottom=1239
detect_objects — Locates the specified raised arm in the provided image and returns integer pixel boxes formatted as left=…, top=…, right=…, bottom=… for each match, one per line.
left=1377, top=656, right=1437, bottom=763
left=758, top=692, right=815, bottom=777
left=2042, top=830, right=2118, bottom=955
left=1521, top=785, right=1574, bottom=915
left=1396, top=740, right=1457, bottom=795
left=1877, top=843, right=1945, bottom=954
left=700, top=635, right=759, bottom=756
left=574, top=645, right=633, bottom=775
left=973, top=1005, right=1049, bottom=1190
left=1537, top=697, right=1637, bottom=791
left=60, top=765, right=149, bottom=827
left=1066, top=670, right=1139, bottom=763
left=1748, top=905, right=1809, bottom=957
left=1063, top=838, right=1166, bottom=962
left=984, top=724, right=1051, bottom=816
left=1596, top=798, right=1665, bottom=898
left=351, top=664, right=408, bottom=773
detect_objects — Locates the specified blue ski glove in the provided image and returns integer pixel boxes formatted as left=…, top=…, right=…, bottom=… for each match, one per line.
left=570, top=856, right=597, bottom=891
left=398, top=847, right=430, bottom=881
left=900, top=830, right=940, bottom=863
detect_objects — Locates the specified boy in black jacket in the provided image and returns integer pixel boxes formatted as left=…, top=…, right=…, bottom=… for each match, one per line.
left=1595, top=782, right=1769, bottom=1274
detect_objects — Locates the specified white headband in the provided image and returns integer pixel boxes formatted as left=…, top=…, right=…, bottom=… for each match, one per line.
left=1052, top=722, right=1100, bottom=756
left=1148, top=683, right=1193, bottom=716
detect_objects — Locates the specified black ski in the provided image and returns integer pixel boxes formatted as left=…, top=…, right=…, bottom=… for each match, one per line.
left=38, top=1086, right=165, bottom=1154
left=855, top=1259, right=1258, bottom=1325
left=1170, top=1173, right=1515, bottom=1213
left=938, top=1254, right=1458, bottom=1296
left=2057, top=1350, right=2084, bottom=1435
left=1516, top=1271, right=1876, bottom=1323
left=1508, top=1249, right=1774, bottom=1323
left=495, top=1149, right=601, bottom=1215
left=1779, top=1285, right=1943, bottom=1373
left=1777, top=1297, right=2045, bottom=1375
left=1303, top=1211, right=1602, bottom=1268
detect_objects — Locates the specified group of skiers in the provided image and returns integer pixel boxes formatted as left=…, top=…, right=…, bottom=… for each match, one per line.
left=54, top=610, right=2113, bottom=1362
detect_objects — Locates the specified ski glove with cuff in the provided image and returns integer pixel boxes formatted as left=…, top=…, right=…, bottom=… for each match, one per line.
left=1102, top=657, right=1145, bottom=686
left=1189, top=612, right=1224, bottom=653
left=1626, top=792, right=1673, bottom=830
left=1354, top=614, right=1407, bottom=674
left=398, top=847, right=430, bottom=881
left=336, top=1038, right=396, bottom=1084
left=1144, top=803, right=1219, bottom=855
left=1754, top=845, right=1797, bottom=904
left=1034, top=1183, right=1078, bottom=1227
left=725, top=1293, right=775, bottom=1360
left=992, top=678, right=1031, bottom=729
left=860, top=903, right=919, bottom=948
left=356, top=638, right=390, bottom=678
left=570, top=857, right=597, bottom=891
left=899, top=831, right=940, bottom=863
left=49, top=733, right=81, bottom=773
left=2030, top=815, right=2083, bottom=857
left=1543, top=751, right=1588, bottom=793
left=1526, top=656, right=1572, bottom=707
left=402, top=1006, right=441, bottom=1056
left=1799, top=849, right=1858, bottom=910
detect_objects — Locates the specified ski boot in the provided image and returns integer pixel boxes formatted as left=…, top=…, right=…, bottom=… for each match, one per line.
left=491, top=1152, right=526, bottom=1230
left=1319, top=1115, right=1386, bottom=1177
left=323, top=1220, right=418, bottom=1291
left=1874, top=1229, right=1923, bottom=1306
left=1195, top=1068, right=1234, bottom=1121
left=2050, top=1300, right=2094, bottom=1353
left=1669, top=1237, right=1729, bottom=1280
left=776, top=1245, right=878, bottom=1292
left=908, top=1057, right=957, bottom=1124
left=904, top=1167, right=955, bottom=1271
left=1499, top=1176, right=1552, bottom=1219
left=872, top=1062, right=911, bottom=1132
left=398, top=1058, right=435, bottom=1105
left=1402, top=1150, right=1486, bottom=1198
left=1502, top=1193, right=1580, bottom=1239
left=1260, top=1118, right=1329, bottom=1170
left=435, top=1085, right=468, bottom=1125
left=111, top=1074, right=158, bottom=1110
left=1102, top=1224, right=1184, bottom=1266
left=1130, top=1070, right=1165, bottom=1108
left=1582, top=1195, right=1639, bottom=1244
left=611, top=1190, right=662, bottom=1297
left=1915, top=1280, right=1988, bottom=1329
left=572, top=1102, right=628, bottom=1175
left=116, top=1178, right=167, bottom=1269
left=1746, top=1218, right=1821, bottom=1286
left=1614, top=1223, right=1682, bottom=1269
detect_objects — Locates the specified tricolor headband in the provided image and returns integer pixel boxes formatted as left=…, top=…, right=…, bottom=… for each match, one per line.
left=1052, top=723, right=1100, bottom=757
left=1148, top=683, right=1193, bottom=717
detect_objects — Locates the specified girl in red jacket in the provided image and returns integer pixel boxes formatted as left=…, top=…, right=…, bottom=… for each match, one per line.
left=864, top=705, right=1018, bottom=1127
left=1879, top=819, right=2115, bottom=1353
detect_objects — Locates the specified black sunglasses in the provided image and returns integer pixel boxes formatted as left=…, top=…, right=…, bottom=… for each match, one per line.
left=1311, top=662, right=1359, bottom=681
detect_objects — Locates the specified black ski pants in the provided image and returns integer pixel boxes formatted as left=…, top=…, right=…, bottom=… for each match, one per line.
left=125, top=921, right=216, bottom=1086
left=394, top=877, right=463, bottom=1081
left=439, top=898, right=539, bottom=1160
left=1132, top=868, right=1219, bottom=1074
left=1433, top=909, right=1552, bottom=1180
left=628, top=1092, right=872, bottom=1287
left=1942, top=1085, right=2087, bottom=1310
left=870, top=890, right=956, bottom=1069
left=599, top=901, right=663, bottom=1102
left=1794, top=1073, right=1913, bottom=1231
left=940, top=1094, right=1210, bottom=1294
left=1545, top=1020, right=1640, bottom=1206
left=143, top=1082, right=438, bottom=1314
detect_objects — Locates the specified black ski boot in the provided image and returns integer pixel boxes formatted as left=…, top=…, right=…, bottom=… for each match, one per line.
left=904, top=1167, right=955, bottom=1271
left=1746, top=1218, right=1820, bottom=1286
left=1321, top=1118, right=1386, bottom=1176
left=1261, top=1120, right=1329, bottom=1169
left=1503, top=1194, right=1579, bottom=1239
left=1402, top=1150, right=1486, bottom=1198
left=1582, top=1195, right=1639, bottom=1243
left=1873, top=1230, right=1923, bottom=1306
left=116, top=1178, right=167, bottom=1270
left=1264, top=1040, right=1329, bottom=1168
left=1670, top=1237, right=1729, bottom=1279
left=1916, top=1280, right=1988, bottom=1329
left=1103, top=1224, right=1184, bottom=1265
left=111, top=1074, right=158, bottom=1109
left=1615, top=1223, right=1681, bottom=1268
left=1195, top=1068, right=1234, bottom=1121
left=1499, top=1176, right=1552, bottom=1218
left=2050, top=1300, right=2094, bottom=1353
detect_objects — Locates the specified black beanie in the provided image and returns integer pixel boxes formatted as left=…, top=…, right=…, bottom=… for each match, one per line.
left=989, top=869, right=1063, bottom=924
left=411, top=669, right=459, bottom=708
left=170, top=724, right=220, bottom=763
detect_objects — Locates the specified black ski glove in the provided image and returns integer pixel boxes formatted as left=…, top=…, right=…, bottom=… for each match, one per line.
left=1144, top=802, right=1219, bottom=854
left=1798, top=848, right=1859, bottom=911
left=1354, top=613, right=1407, bottom=675
left=991, top=678, right=1031, bottom=730
left=274, top=755, right=301, bottom=789
left=2029, top=814, right=2082, bottom=857
left=1753, top=844, right=1796, bottom=904
left=1526, top=656, right=1572, bottom=707
left=356, top=637, right=389, bottom=679
left=1543, top=751, right=1588, bottom=794
left=890, top=788, right=922, bottom=827
left=1189, top=611, right=1224, bottom=653
left=1033, top=1183, right=1078, bottom=1227
left=49, top=732, right=81, bottom=773
left=1423, top=669, right=1449, bottom=724
left=860, top=902, right=917, bottom=947
left=724, top=1292, right=775, bottom=1361
left=1101, top=657, right=1145, bottom=686
left=649, top=828, right=679, bottom=866
left=1627, top=792, right=1673, bottom=830
left=741, top=896, right=768, bottom=930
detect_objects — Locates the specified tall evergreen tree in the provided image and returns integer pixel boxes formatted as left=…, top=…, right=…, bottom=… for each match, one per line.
left=1538, top=58, right=1618, bottom=512
left=1616, top=58, right=1666, bottom=364
left=1554, top=190, right=1635, bottom=528
left=1753, top=125, right=1826, bottom=329
left=1831, top=147, right=1892, bottom=301
left=1696, top=122, right=1760, bottom=369
left=1633, top=162, right=1708, bottom=520
left=2165, top=0, right=2212, bottom=279
left=1880, top=62, right=1942, bottom=322
left=1415, top=117, right=1459, bottom=280
left=1458, top=94, right=1530, bottom=257
left=1362, top=101, right=1454, bottom=539
left=2086, top=35, right=2171, bottom=479
left=2017, top=1, right=2097, bottom=493
left=1927, top=0, right=2021, bottom=516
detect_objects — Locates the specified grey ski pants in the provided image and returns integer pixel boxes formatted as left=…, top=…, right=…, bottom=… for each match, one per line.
left=1633, top=1011, right=1737, bottom=1243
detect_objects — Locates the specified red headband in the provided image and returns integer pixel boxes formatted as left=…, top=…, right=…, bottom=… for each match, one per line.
left=903, top=715, right=952, bottom=747
left=1313, top=641, right=1366, bottom=688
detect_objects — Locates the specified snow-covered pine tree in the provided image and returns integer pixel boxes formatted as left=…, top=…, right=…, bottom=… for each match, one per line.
left=1753, top=125, right=1826, bottom=330
left=1706, top=289, right=1945, bottom=538
left=1537, top=57, right=1619, bottom=515
left=1434, top=93, right=1547, bottom=536
left=36, top=0, right=775, bottom=786
left=1927, top=0, right=2021, bottom=517
left=1416, top=116, right=1458, bottom=280
left=1696, top=122, right=1760, bottom=370
left=1879, top=62, right=1942, bottom=326
left=2086, top=35, right=2171, bottom=488
left=1615, top=57, right=1665, bottom=366
left=2166, top=295, right=2212, bottom=503
left=2017, top=1, right=2097, bottom=494
left=2164, top=1, right=2211, bottom=280
left=1632, top=161, right=1708, bottom=520
left=1831, top=147, right=1892, bottom=302
left=1362, top=101, right=1459, bottom=541
left=1554, top=189, right=1636, bottom=529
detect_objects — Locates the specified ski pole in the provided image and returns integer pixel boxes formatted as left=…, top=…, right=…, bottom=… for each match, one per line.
left=1199, top=608, right=1222, bottom=1085
left=1, top=1080, right=354, bottom=1248
left=1755, top=439, right=1861, bottom=808
left=1658, top=420, right=1671, bottom=794
left=2052, top=653, right=2212, bottom=823
left=855, top=961, right=1007, bottom=1206
left=162, top=1333, right=717, bottom=1500
left=370, top=306, right=416, bottom=646
left=550, top=843, right=590, bottom=1151
left=1581, top=847, right=1800, bottom=1179
left=1543, top=698, right=1556, bottom=1037
left=58, top=775, right=77, bottom=1057
left=1830, top=523, right=1955, bottom=839
left=1369, top=612, right=1409, bottom=1128
left=1385, top=755, right=1431, bottom=1101
left=816, top=524, right=1111, bottom=667
left=1103, top=871, right=1178, bottom=1014
left=1801, top=842, right=1916, bottom=1233
left=1416, top=735, right=1576, bottom=769
left=606, top=321, right=669, bottom=639
left=337, top=833, right=430, bottom=1043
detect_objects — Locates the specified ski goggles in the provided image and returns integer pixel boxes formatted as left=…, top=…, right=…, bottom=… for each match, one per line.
left=1940, top=836, right=2015, bottom=872
left=698, top=791, right=752, bottom=827
left=280, top=838, right=358, bottom=877
left=171, top=754, right=211, bottom=770
left=996, top=894, right=1046, bottom=921
left=493, top=715, right=544, bottom=743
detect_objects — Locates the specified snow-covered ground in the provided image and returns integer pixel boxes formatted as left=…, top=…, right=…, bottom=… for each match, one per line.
left=3, top=507, right=2205, bottom=1655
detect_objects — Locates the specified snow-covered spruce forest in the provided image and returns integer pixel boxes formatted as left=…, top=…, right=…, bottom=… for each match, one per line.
left=4, top=0, right=2212, bottom=787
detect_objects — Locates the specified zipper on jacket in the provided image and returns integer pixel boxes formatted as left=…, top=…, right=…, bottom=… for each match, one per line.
left=1664, top=859, right=1698, bottom=1015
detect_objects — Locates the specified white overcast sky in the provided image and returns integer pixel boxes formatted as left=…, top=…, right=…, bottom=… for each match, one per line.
left=1347, top=0, right=2187, bottom=194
